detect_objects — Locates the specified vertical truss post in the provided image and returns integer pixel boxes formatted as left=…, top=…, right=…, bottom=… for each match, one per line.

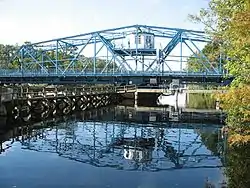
left=180, top=34, right=183, bottom=71
left=20, top=48, right=24, bottom=74
left=142, top=56, right=144, bottom=72
left=135, top=27, right=138, bottom=73
left=94, top=36, right=96, bottom=74
left=56, top=41, right=59, bottom=74
left=106, top=48, right=109, bottom=73
left=161, top=56, right=164, bottom=74
left=41, top=52, right=44, bottom=73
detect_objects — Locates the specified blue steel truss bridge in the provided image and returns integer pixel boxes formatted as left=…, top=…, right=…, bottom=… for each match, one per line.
left=3, top=25, right=231, bottom=85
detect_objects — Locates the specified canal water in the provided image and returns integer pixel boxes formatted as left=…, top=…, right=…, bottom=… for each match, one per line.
left=0, top=94, right=240, bottom=188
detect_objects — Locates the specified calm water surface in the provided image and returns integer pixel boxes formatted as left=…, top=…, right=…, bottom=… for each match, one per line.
left=0, top=104, right=227, bottom=188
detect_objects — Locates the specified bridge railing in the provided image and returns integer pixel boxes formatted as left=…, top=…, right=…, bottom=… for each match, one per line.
left=0, top=69, right=225, bottom=77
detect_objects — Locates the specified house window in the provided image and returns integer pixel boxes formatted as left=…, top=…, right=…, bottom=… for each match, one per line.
left=146, top=36, right=151, bottom=43
left=138, top=35, right=141, bottom=44
left=135, top=35, right=142, bottom=44
left=145, top=35, right=152, bottom=48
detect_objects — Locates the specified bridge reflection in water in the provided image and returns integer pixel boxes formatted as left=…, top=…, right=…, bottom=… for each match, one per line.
left=0, top=105, right=226, bottom=172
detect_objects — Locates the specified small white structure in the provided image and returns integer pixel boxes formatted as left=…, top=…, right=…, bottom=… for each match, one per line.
left=157, top=91, right=187, bottom=108
left=125, top=32, right=155, bottom=49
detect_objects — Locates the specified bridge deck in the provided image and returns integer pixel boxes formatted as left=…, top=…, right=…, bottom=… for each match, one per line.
left=0, top=71, right=225, bottom=84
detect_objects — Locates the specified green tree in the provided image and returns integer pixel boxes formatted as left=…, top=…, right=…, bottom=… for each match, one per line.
left=188, top=0, right=250, bottom=85
left=0, top=44, right=19, bottom=69
left=225, top=143, right=250, bottom=188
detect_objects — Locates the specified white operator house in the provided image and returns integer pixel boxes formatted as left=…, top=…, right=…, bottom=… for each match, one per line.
left=126, top=32, right=155, bottom=49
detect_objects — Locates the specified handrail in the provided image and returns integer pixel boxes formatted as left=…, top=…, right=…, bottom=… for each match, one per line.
left=0, top=69, right=227, bottom=77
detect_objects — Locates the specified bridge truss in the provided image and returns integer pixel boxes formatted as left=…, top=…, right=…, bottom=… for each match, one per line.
left=5, top=25, right=227, bottom=84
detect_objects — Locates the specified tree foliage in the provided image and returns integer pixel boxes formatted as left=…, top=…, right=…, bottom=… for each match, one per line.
left=225, top=142, right=250, bottom=188
left=0, top=44, right=19, bottom=69
left=188, top=0, right=250, bottom=85
left=217, top=86, right=250, bottom=124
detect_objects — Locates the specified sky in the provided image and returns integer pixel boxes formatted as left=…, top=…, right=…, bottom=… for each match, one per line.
left=0, top=0, right=209, bottom=45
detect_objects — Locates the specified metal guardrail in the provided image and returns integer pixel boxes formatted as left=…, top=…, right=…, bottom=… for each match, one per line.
left=0, top=69, right=225, bottom=77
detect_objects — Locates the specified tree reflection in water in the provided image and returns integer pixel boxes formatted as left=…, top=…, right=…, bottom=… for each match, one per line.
left=225, top=143, right=250, bottom=188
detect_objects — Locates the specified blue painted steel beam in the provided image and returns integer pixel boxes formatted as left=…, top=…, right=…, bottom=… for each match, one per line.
left=31, top=25, right=138, bottom=45
left=30, top=25, right=210, bottom=46
left=139, top=24, right=205, bottom=34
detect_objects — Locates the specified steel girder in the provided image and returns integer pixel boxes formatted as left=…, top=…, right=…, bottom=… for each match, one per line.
left=8, top=24, right=225, bottom=81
